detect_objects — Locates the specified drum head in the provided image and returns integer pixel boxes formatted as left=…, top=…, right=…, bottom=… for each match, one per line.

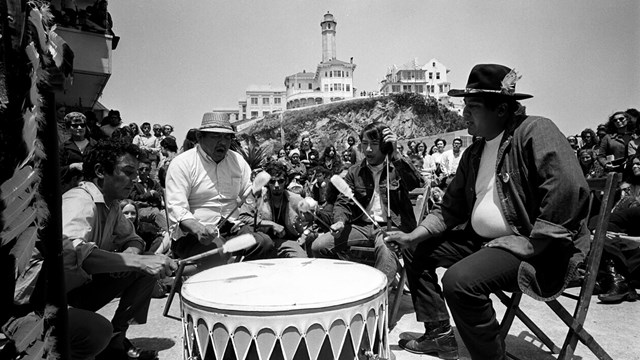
left=181, top=258, right=387, bottom=312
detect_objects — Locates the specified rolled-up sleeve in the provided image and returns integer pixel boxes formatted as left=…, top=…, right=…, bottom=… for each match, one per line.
left=165, top=154, right=196, bottom=238
left=62, top=189, right=98, bottom=291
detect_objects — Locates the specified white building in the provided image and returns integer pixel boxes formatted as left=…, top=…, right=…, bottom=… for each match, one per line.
left=380, top=58, right=451, bottom=100
left=238, top=85, right=286, bottom=120
left=284, top=12, right=357, bottom=109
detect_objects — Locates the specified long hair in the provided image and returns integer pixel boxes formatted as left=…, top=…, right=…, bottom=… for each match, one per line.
left=623, top=153, right=640, bottom=185
left=606, top=111, right=628, bottom=134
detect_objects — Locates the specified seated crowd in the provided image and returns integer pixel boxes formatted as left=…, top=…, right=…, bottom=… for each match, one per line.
left=37, top=64, right=639, bottom=360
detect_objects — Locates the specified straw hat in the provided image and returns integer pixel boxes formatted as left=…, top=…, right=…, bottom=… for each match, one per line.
left=199, top=112, right=235, bottom=133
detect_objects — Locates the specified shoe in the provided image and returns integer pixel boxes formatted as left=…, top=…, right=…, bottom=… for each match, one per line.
left=398, top=329, right=459, bottom=359
left=597, top=259, right=638, bottom=304
left=598, top=278, right=638, bottom=303
left=124, top=338, right=159, bottom=360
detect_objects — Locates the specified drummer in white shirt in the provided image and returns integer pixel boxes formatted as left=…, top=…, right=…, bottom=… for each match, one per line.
left=165, top=112, right=274, bottom=270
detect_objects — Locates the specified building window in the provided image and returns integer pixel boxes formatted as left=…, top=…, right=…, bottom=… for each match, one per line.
left=263, top=111, right=269, bottom=116
left=436, top=72, right=440, bottom=80
left=346, top=84, right=350, bottom=91
left=346, top=72, right=349, bottom=77
left=298, top=83, right=301, bottom=89
left=251, top=111, right=258, bottom=118
left=432, top=62, right=436, bottom=67
left=330, top=72, right=332, bottom=77
left=325, top=72, right=327, bottom=77
left=251, top=97, right=258, bottom=105
left=324, top=84, right=328, bottom=92
left=416, top=85, right=424, bottom=93
left=431, top=85, right=435, bottom=92
left=308, top=83, right=312, bottom=90
left=263, top=98, right=269, bottom=105
left=392, top=85, right=400, bottom=92
left=439, top=84, right=443, bottom=93
left=429, top=72, right=433, bottom=79
left=274, top=97, right=281, bottom=104
left=402, top=85, right=412, bottom=92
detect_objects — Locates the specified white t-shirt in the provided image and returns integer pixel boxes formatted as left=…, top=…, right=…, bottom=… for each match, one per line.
left=471, top=132, right=515, bottom=238
left=365, top=162, right=386, bottom=223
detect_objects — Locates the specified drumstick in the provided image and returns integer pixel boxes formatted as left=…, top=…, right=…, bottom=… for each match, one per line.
left=252, top=171, right=272, bottom=228
left=218, top=171, right=271, bottom=230
left=297, top=197, right=332, bottom=229
left=163, top=234, right=257, bottom=318
left=386, top=154, right=392, bottom=232
left=330, top=175, right=381, bottom=230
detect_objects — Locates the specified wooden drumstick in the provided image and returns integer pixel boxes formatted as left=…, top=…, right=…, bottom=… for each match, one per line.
left=330, top=175, right=381, bottom=230
left=218, top=171, right=271, bottom=231
left=386, top=155, right=392, bottom=232
left=163, top=234, right=257, bottom=318
left=297, top=197, right=332, bottom=229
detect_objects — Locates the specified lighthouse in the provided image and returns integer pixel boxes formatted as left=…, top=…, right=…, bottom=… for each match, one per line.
left=320, top=12, right=337, bottom=62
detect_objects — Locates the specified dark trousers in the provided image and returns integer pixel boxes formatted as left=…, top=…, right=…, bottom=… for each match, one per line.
left=312, top=222, right=398, bottom=285
left=403, top=229, right=522, bottom=360
left=67, top=272, right=156, bottom=349
left=603, top=235, right=640, bottom=280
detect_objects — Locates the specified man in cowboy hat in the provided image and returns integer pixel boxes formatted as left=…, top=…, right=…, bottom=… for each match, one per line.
left=385, top=64, right=590, bottom=359
left=165, top=112, right=274, bottom=270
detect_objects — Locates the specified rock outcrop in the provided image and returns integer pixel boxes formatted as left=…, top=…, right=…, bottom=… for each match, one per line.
left=240, top=93, right=465, bottom=155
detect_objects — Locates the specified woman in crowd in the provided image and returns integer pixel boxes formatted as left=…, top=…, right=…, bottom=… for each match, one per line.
left=406, top=140, right=417, bottom=157
left=276, top=148, right=291, bottom=168
left=577, top=149, right=604, bottom=179
left=120, top=199, right=169, bottom=254
left=60, top=112, right=96, bottom=193
left=129, top=122, right=140, bottom=138
left=580, top=128, right=599, bottom=151
left=613, top=153, right=640, bottom=212
left=598, top=111, right=633, bottom=172
left=319, top=145, right=343, bottom=175
left=180, top=128, right=198, bottom=153
left=567, top=135, right=579, bottom=154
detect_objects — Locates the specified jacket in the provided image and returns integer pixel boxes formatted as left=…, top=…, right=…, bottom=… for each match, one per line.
left=239, top=190, right=306, bottom=239
left=334, top=156, right=425, bottom=233
left=421, top=107, right=591, bottom=300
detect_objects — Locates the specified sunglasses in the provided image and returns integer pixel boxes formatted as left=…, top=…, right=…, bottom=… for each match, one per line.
left=70, top=123, right=86, bottom=129
left=269, top=178, right=286, bottom=184
left=153, top=128, right=162, bottom=131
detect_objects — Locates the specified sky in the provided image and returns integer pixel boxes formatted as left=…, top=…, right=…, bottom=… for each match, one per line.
left=100, top=0, right=640, bottom=144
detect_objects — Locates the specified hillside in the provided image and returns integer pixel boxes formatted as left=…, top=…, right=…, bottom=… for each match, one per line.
left=239, top=93, right=466, bottom=154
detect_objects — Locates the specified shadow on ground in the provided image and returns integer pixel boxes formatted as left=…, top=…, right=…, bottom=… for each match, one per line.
left=130, top=337, right=176, bottom=352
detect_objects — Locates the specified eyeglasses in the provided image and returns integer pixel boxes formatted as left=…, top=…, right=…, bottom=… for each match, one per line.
left=153, top=128, right=162, bottom=132
left=614, top=117, right=627, bottom=123
left=70, top=123, right=86, bottom=128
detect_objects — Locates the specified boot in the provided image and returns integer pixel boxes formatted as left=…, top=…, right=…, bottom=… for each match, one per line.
left=598, top=259, right=639, bottom=303
left=398, top=322, right=458, bottom=359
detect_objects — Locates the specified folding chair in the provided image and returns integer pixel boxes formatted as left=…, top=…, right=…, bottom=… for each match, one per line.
left=497, top=172, right=620, bottom=360
left=388, top=185, right=432, bottom=324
